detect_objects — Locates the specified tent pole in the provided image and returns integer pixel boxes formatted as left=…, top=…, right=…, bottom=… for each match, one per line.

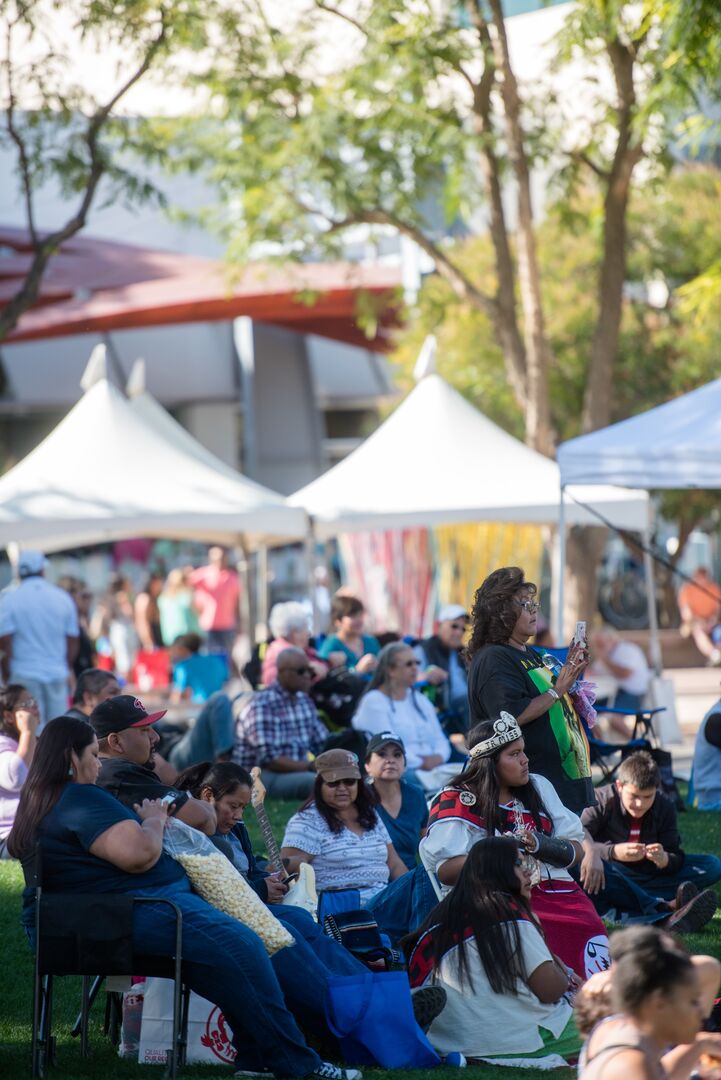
left=642, top=508, right=663, bottom=675
left=238, top=538, right=256, bottom=647
left=257, top=544, right=269, bottom=637
left=304, top=518, right=317, bottom=632
left=554, top=486, right=567, bottom=644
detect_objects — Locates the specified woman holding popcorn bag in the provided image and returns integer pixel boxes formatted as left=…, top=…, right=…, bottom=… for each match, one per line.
left=7, top=715, right=362, bottom=1080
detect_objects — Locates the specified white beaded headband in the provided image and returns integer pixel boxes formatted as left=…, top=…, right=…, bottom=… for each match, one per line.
left=469, top=712, right=522, bottom=759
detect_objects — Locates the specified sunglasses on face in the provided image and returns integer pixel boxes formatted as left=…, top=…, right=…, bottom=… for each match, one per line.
left=519, top=599, right=540, bottom=613
left=324, top=778, right=358, bottom=788
left=449, top=622, right=466, bottom=631
left=285, top=665, right=312, bottom=675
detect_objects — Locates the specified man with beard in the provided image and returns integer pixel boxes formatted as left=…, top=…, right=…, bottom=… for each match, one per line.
left=91, top=695, right=216, bottom=834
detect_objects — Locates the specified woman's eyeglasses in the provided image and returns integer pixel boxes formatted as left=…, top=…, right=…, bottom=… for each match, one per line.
left=16, top=697, right=36, bottom=709
left=398, top=659, right=421, bottom=668
left=519, top=600, right=540, bottom=613
left=324, top=778, right=358, bottom=788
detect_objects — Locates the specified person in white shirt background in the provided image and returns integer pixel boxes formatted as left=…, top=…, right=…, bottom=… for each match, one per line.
left=352, top=641, right=465, bottom=790
left=0, top=551, right=79, bottom=731
left=590, top=626, right=651, bottom=738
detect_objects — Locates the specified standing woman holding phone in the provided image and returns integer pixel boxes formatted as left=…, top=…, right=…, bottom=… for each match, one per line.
left=465, top=567, right=593, bottom=815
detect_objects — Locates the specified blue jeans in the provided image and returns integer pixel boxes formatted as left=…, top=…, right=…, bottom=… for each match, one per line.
left=133, top=880, right=320, bottom=1077
left=365, top=865, right=438, bottom=945
left=582, top=860, right=670, bottom=925
left=167, top=692, right=235, bottom=769
left=622, top=853, right=721, bottom=900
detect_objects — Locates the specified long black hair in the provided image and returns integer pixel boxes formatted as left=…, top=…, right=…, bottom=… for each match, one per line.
left=404, top=836, right=539, bottom=994
left=300, top=773, right=379, bottom=834
left=450, top=719, right=551, bottom=834
left=7, top=715, right=96, bottom=860
left=175, top=760, right=253, bottom=799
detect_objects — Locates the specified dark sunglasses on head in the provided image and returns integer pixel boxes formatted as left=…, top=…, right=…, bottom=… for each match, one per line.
left=324, top=778, right=358, bottom=788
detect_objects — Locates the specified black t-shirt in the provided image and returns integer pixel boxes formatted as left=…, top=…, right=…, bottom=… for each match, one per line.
left=468, top=643, right=595, bottom=814
left=37, top=783, right=185, bottom=893
left=97, top=757, right=190, bottom=813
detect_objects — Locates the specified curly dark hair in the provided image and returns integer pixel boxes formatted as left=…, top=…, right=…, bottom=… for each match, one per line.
left=464, top=567, right=537, bottom=662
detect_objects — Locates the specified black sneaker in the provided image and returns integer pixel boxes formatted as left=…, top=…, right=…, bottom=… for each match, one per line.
left=675, top=881, right=699, bottom=910
left=665, top=887, right=717, bottom=934
left=411, top=985, right=447, bottom=1032
left=307, top=1063, right=362, bottom=1080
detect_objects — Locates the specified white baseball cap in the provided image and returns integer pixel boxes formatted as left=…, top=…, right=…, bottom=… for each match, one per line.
left=18, top=550, right=48, bottom=577
left=437, top=604, right=468, bottom=624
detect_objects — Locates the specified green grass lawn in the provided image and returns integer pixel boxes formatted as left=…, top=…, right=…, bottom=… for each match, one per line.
left=2, top=795, right=720, bottom=1080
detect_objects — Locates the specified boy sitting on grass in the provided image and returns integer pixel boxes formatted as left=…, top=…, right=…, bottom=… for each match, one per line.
left=581, top=751, right=721, bottom=931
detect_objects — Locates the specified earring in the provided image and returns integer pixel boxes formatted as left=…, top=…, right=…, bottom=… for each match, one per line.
left=67, top=767, right=73, bottom=778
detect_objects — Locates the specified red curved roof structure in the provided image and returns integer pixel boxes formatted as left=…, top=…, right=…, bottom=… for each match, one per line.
left=0, top=227, right=402, bottom=350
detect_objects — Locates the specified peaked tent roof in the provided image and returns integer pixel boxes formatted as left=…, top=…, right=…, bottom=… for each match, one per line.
left=0, top=348, right=307, bottom=552
left=557, top=378, right=721, bottom=490
left=289, top=372, right=649, bottom=538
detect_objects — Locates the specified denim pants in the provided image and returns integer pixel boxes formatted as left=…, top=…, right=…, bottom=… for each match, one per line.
left=365, top=865, right=438, bottom=944
left=270, top=904, right=366, bottom=1035
left=621, top=853, right=721, bottom=901
left=167, top=693, right=236, bottom=770
left=133, top=880, right=320, bottom=1077
left=16, top=675, right=69, bottom=733
left=581, top=861, right=670, bottom=925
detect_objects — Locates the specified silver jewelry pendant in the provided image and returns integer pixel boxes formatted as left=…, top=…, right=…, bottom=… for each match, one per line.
left=459, top=790, right=477, bottom=806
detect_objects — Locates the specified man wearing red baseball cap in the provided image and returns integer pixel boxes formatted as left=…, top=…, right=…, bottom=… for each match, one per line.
left=92, top=695, right=216, bottom=835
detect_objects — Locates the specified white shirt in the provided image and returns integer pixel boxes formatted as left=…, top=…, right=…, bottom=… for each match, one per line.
left=419, top=773, right=584, bottom=893
left=282, top=804, right=392, bottom=902
left=596, top=640, right=650, bottom=697
left=0, top=576, right=78, bottom=682
left=352, top=689, right=451, bottom=769
left=419, top=919, right=572, bottom=1058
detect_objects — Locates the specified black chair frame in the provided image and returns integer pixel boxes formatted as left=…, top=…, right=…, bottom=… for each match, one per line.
left=25, top=849, right=189, bottom=1079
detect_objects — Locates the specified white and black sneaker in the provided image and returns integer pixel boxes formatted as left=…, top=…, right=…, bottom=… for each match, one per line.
left=306, top=1062, right=362, bottom=1080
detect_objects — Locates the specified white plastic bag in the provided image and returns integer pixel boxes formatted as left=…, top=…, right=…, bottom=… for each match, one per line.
left=163, top=818, right=293, bottom=955
left=138, top=976, right=236, bottom=1066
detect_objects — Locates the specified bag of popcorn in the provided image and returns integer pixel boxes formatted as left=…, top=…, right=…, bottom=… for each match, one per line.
left=163, top=819, right=294, bottom=956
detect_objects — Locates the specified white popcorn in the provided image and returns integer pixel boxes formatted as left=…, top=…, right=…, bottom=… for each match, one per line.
left=176, top=852, right=294, bottom=956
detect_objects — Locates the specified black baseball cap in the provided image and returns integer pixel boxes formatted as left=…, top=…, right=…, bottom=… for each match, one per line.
left=365, top=731, right=406, bottom=759
left=89, top=694, right=167, bottom=738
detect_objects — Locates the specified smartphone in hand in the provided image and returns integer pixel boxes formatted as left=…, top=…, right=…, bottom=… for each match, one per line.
left=572, top=620, right=587, bottom=649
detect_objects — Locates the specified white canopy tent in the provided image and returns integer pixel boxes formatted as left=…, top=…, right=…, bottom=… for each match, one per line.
left=556, top=377, right=721, bottom=677
left=290, top=363, right=649, bottom=537
left=557, top=377, right=721, bottom=489
left=0, top=346, right=307, bottom=552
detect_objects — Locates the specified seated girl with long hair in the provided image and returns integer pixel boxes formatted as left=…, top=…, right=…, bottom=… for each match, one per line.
left=174, top=761, right=365, bottom=978
left=406, top=836, right=582, bottom=1067
left=419, top=714, right=609, bottom=978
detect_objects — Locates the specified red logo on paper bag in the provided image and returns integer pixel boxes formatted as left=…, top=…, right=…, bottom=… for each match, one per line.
left=201, top=1007, right=236, bottom=1064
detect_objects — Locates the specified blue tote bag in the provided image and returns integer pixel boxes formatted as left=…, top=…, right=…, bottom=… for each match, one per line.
left=325, top=971, right=440, bottom=1069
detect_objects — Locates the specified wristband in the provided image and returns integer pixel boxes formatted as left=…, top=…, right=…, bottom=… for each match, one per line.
left=546, top=687, right=559, bottom=702
left=532, top=832, right=577, bottom=869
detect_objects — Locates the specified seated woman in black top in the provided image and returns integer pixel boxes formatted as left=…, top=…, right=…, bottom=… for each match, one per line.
left=7, top=716, right=359, bottom=1080
left=175, top=760, right=365, bottom=978
left=465, top=566, right=593, bottom=814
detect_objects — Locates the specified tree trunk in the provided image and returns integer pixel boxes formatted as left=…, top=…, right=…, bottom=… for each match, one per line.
left=487, top=0, right=554, bottom=456
left=564, top=526, right=608, bottom=639
left=582, top=39, right=643, bottom=433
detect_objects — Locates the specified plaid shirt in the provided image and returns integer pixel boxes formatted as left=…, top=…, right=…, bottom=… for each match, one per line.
left=232, top=681, right=328, bottom=769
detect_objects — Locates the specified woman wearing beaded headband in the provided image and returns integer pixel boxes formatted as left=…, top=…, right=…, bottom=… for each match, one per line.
left=419, top=717, right=609, bottom=979
left=465, top=566, right=593, bottom=815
